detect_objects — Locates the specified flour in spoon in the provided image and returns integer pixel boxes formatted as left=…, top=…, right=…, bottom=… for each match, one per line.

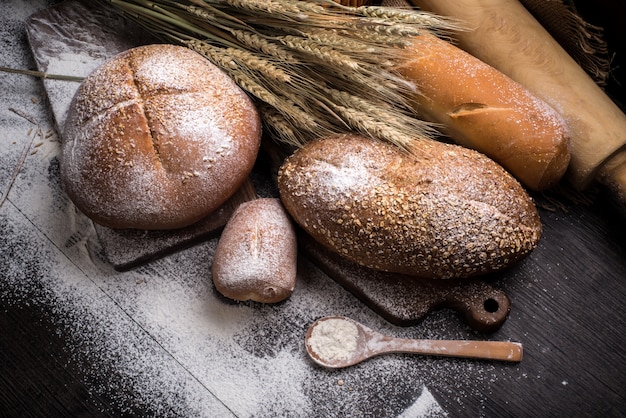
left=308, top=318, right=359, bottom=362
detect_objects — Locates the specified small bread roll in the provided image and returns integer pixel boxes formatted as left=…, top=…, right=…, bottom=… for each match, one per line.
left=212, top=198, right=297, bottom=303
left=278, top=134, right=542, bottom=279
left=61, top=44, right=261, bottom=230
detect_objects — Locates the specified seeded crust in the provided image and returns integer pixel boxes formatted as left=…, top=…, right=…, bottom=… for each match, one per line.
left=61, top=44, right=261, bottom=230
left=278, top=134, right=542, bottom=279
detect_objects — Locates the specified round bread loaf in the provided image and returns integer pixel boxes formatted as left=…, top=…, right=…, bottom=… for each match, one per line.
left=278, top=134, right=542, bottom=279
left=61, top=44, right=262, bottom=230
left=212, top=198, right=297, bottom=303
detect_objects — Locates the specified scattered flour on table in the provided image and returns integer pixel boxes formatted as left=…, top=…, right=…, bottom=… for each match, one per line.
left=398, top=386, right=448, bottom=418
left=0, top=205, right=230, bottom=417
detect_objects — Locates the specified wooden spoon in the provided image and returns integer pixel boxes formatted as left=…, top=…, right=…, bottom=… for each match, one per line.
left=305, top=316, right=523, bottom=369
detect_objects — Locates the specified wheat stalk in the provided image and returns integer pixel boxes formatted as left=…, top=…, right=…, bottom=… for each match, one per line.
left=0, top=66, right=84, bottom=82
left=104, top=0, right=459, bottom=148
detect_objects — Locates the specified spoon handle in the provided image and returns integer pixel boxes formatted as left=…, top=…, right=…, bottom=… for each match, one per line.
left=374, top=336, right=523, bottom=362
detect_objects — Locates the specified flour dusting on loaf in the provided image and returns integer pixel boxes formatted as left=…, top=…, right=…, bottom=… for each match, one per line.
left=212, top=198, right=297, bottom=303
left=61, top=44, right=261, bottom=230
left=278, top=134, right=542, bottom=279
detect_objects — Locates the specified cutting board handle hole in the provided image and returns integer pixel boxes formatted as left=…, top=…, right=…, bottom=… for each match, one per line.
left=483, top=298, right=500, bottom=313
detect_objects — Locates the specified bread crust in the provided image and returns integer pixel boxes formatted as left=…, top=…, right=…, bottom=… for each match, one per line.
left=410, top=0, right=626, bottom=192
left=61, top=44, right=261, bottom=230
left=278, top=134, right=542, bottom=279
left=212, top=198, right=297, bottom=303
left=396, top=34, right=571, bottom=191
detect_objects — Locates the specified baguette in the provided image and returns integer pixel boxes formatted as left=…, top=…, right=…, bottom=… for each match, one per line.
left=410, top=0, right=626, bottom=199
left=395, top=34, right=571, bottom=191
left=278, top=134, right=541, bottom=280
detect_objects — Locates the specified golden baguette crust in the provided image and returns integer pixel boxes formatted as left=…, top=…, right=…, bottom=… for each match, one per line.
left=396, top=34, right=571, bottom=191
left=278, top=134, right=542, bottom=279
left=61, top=44, right=261, bottom=230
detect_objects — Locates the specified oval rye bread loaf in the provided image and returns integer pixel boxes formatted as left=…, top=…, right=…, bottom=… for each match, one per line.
left=277, top=134, right=542, bottom=279
left=61, top=44, right=261, bottom=230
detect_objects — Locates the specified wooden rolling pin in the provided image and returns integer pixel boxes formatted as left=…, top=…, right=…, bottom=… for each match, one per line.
left=410, top=0, right=626, bottom=206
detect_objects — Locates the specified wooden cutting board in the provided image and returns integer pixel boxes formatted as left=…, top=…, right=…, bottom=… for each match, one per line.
left=298, top=232, right=510, bottom=333
left=25, top=0, right=511, bottom=331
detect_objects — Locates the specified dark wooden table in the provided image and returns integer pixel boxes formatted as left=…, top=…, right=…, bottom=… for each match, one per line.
left=1, top=1, right=625, bottom=417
